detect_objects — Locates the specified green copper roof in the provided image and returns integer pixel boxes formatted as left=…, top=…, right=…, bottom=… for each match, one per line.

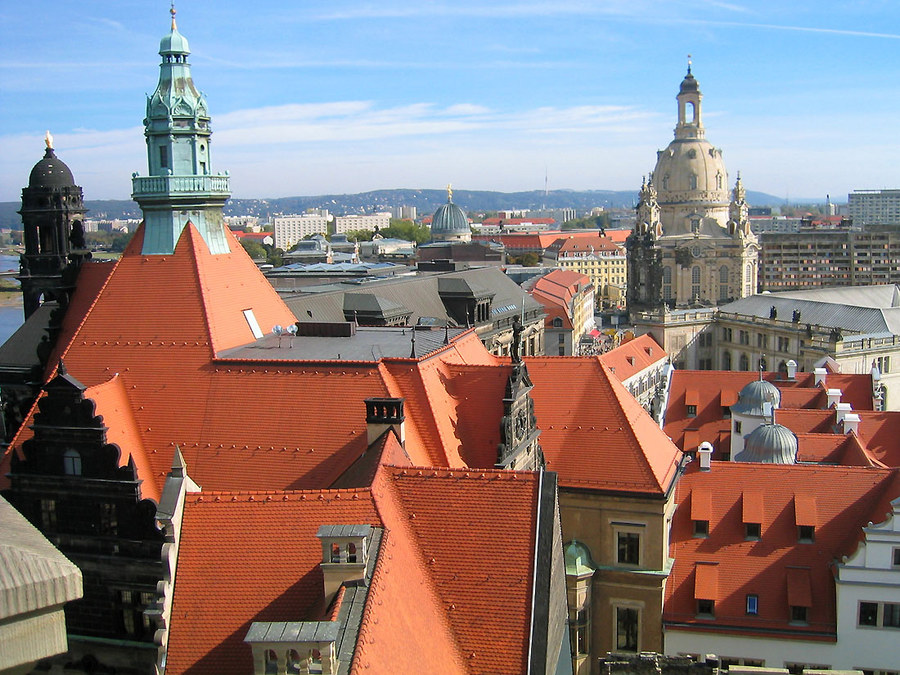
left=564, top=540, right=596, bottom=576
left=160, top=8, right=190, bottom=55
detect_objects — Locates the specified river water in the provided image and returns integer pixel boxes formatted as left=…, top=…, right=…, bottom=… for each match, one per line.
left=0, top=254, right=24, bottom=345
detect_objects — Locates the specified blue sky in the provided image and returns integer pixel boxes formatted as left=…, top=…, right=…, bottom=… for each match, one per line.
left=2, top=1, right=900, bottom=203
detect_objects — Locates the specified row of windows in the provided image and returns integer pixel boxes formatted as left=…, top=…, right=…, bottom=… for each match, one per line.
left=692, top=518, right=812, bottom=543
left=696, top=597, right=808, bottom=624
left=859, top=601, right=900, bottom=629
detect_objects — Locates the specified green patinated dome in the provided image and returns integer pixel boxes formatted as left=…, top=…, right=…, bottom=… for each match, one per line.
left=159, top=9, right=190, bottom=55
left=564, top=540, right=597, bottom=576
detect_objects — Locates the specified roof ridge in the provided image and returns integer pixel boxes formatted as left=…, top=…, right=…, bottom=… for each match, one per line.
left=384, top=465, right=538, bottom=481
left=181, top=223, right=218, bottom=357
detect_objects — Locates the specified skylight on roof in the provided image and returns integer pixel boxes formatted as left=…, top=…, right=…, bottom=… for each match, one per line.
left=243, top=309, right=264, bottom=340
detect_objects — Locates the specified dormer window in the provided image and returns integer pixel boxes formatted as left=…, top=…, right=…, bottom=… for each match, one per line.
left=746, top=594, right=758, bottom=615
left=790, top=606, right=808, bottom=624
left=798, top=525, right=815, bottom=543
left=745, top=522, right=761, bottom=540
left=693, top=520, right=709, bottom=538
left=697, top=599, right=715, bottom=617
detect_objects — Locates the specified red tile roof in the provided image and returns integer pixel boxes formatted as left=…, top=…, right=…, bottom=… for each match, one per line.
left=600, top=334, right=667, bottom=382
left=527, top=357, right=682, bottom=493
left=546, top=234, right=622, bottom=256
left=165, top=466, right=543, bottom=675
left=665, top=462, right=900, bottom=639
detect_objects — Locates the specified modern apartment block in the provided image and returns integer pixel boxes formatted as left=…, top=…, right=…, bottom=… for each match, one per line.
left=273, top=213, right=330, bottom=249
left=760, top=229, right=900, bottom=291
left=849, top=189, right=900, bottom=226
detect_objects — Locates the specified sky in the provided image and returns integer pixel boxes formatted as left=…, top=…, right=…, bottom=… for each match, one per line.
left=2, top=1, right=900, bottom=203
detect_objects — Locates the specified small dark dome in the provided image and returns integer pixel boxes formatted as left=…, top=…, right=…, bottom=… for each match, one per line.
left=29, top=148, right=75, bottom=189
left=732, top=379, right=781, bottom=416
left=431, top=200, right=469, bottom=236
left=736, top=423, right=797, bottom=464
left=679, top=69, right=700, bottom=94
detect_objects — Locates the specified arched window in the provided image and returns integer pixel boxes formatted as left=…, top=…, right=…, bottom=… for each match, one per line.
left=265, top=650, right=278, bottom=675
left=744, top=264, right=753, bottom=296
left=347, top=542, right=357, bottom=563
left=662, top=267, right=672, bottom=301
left=691, top=266, right=701, bottom=301
left=739, top=354, right=749, bottom=371
left=716, top=173, right=723, bottom=190
left=287, top=650, right=302, bottom=675
left=662, top=175, right=669, bottom=191
left=719, top=266, right=729, bottom=301
left=63, top=449, right=82, bottom=476
left=330, top=542, right=341, bottom=563
left=689, top=174, right=698, bottom=190
left=723, top=351, right=732, bottom=371
left=687, top=101, right=697, bottom=124
left=552, top=317, right=563, bottom=328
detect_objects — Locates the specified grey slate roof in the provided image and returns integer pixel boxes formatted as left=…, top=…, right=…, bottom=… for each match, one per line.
left=719, top=285, right=900, bottom=335
left=0, top=495, right=82, bottom=620
left=281, top=267, right=541, bottom=327
left=0, top=302, right=52, bottom=370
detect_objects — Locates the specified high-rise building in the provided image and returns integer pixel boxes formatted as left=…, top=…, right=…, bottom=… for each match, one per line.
left=849, top=189, right=900, bottom=226
left=626, top=65, right=759, bottom=312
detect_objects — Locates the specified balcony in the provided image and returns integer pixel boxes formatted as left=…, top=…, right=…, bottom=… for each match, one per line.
left=132, top=174, right=230, bottom=198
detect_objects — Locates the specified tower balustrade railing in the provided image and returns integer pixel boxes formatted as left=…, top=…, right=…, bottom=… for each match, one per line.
left=132, top=174, right=230, bottom=197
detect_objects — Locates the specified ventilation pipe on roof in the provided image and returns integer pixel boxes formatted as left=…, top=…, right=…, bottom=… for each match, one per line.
left=698, top=442, right=713, bottom=471
left=843, top=413, right=861, bottom=435
left=835, top=402, right=852, bottom=426
left=827, top=388, right=842, bottom=409
left=786, top=359, right=798, bottom=380
left=814, top=367, right=827, bottom=387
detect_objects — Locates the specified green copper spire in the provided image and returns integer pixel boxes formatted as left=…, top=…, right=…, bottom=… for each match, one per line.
left=132, top=5, right=231, bottom=255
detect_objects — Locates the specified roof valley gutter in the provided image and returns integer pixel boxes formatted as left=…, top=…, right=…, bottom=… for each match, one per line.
left=527, top=470, right=557, bottom=674
left=526, top=469, right=542, bottom=675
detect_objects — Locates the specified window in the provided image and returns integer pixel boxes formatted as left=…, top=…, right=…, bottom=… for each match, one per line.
left=691, top=266, right=701, bottom=299
left=739, top=330, right=750, bottom=346
left=746, top=594, right=759, bottom=615
left=693, top=520, right=709, bottom=537
left=558, top=333, right=565, bottom=344
left=159, top=146, right=168, bottom=170
left=719, top=266, right=729, bottom=301
left=697, top=599, right=715, bottom=617
left=860, top=602, right=879, bottom=626
left=663, top=266, right=672, bottom=300
left=722, top=327, right=733, bottom=342
left=347, top=542, right=357, bottom=563
left=617, top=532, right=640, bottom=565
left=893, top=547, right=900, bottom=568
left=686, top=405, right=697, bottom=417
left=739, top=353, right=749, bottom=371
left=723, top=350, right=732, bottom=370
left=798, top=525, right=815, bottom=543
left=616, top=606, right=639, bottom=652
left=99, top=503, right=118, bottom=536
left=570, top=608, right=590, bottom=656
left=40, top=499, right=57, bottom=529
left=265, top=650, right=278, bottom=675
left=790, top=605, right=808, bottom=624
left=778, top=336, right=790, bottom=352
left=885, top=603, right=900, bottom=628
left=735, top=421, right=742, bottom=434
left=242, top=309, right=264, bottom=339
left=63, top=449, right=82, bottom=476
left=745, top=522, right=761, bottom=540
left=757, top=333, right=768, bottom=349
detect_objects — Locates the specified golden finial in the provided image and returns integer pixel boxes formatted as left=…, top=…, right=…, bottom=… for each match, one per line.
left=446, top=183, right=453, bottom=202
left=170, top=2, right=177, bottom=30
left=44, top=130, right=54, bottom=150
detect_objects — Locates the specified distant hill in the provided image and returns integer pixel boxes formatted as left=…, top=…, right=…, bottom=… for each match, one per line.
left=0, top=188, right=793, bottom=228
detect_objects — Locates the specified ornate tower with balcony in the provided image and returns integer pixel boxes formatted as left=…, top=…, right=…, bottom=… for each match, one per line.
left=18, top=132, right=91, bottom=321
left=132, top=7, right=231, bottom=255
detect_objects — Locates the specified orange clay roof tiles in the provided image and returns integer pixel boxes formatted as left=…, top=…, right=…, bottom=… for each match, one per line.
left=164, top=489, right=380, bottom=675
left=599, top=334, right=666, bottom=382
left=665, top=462, right=900, bottom=638
left=527, top=356, right=681, bottom=493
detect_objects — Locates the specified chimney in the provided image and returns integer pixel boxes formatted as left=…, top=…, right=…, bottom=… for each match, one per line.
left=698, top=442, right=713, bottom=471
left=317, top=524, right=372, bottom=607
left=843, top=413, right=861, bottom=435
left=835, top=402, right=852, bottom=425
left=827, top=388, right=842, bottom=409
left=365, top=397, right=405, bottom=446
left=814, top=367, right=827, bottom=387
left=786, top=359, right=798, bottom=380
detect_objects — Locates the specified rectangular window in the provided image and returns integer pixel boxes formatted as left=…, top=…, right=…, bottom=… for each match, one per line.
left=697, top=599, right=715, bottom=617
left=745, top=522, right=761, bottom=540
left=798, top=525, right=815, bottom=543
left=859, top=602, right=878, bottom=626
left=735, top=421, right=742, bottom=433
left=686, top=404, right=697, bottom=417
left=159, top=146, right=168, bottom=169
left=616, top=532, right=640, bottom=565
left=615, top=606, right=639, bottom=652
left=790, top=605, right=808, bottom=623
left=893, top=548, right=900, bottom=568
left=746, top=594, right=759, bottom=615
left=884, top=603, right=900, bottom=628
left=99, top=503, right=118, bottom=536
left=40, top=499, right=57, bottom=529
left=739, top=330, right=749, bottom=345
left=693, top=519, right=709, bottom=538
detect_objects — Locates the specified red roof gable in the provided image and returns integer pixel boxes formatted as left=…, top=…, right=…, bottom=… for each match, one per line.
left=528, top=357, right=682, bottom=493
left=665, top=462, right=900, bottom=638
left=600, top=334, right=667, bottom=382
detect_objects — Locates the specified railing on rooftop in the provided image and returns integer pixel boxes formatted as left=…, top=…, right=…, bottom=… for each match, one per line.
left=132, top=174, right=230, bottom=197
